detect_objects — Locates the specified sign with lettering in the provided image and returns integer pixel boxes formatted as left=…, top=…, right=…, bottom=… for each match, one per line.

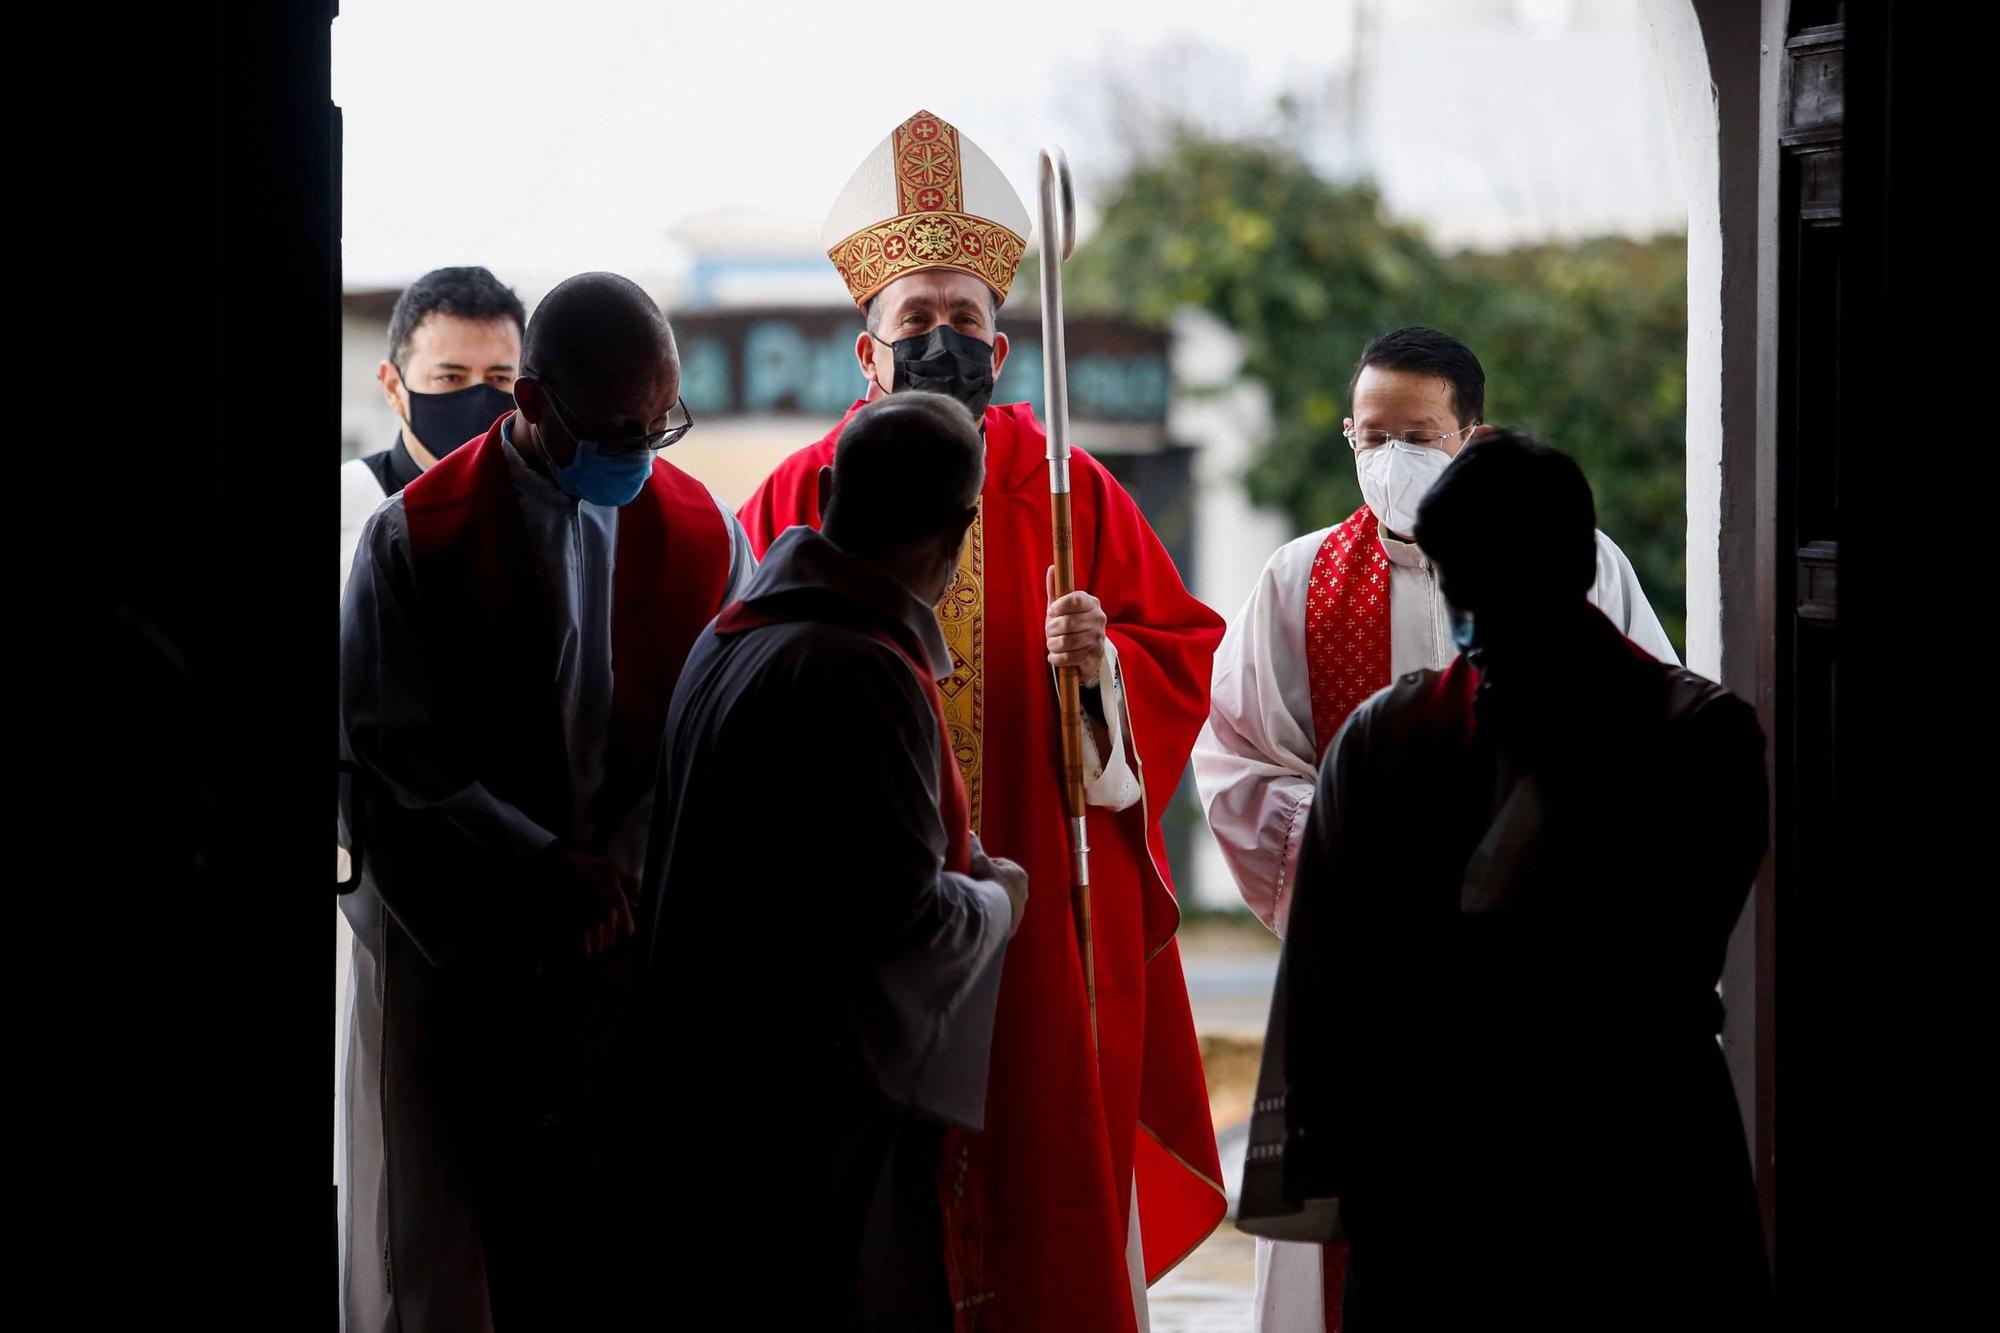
left=672, top=307, right=1169, bottom=435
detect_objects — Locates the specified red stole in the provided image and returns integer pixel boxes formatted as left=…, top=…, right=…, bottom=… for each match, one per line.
left=402, top=416, right=732, bottom=837
left=1306, top=506, right=1394, bottom=763
left=739, top=401, right=1227, bottom=1333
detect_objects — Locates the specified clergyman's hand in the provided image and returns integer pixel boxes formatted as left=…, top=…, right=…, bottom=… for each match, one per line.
left=528, top=847, right=636, bottom=964
left=973, top=851, right=1030, bottom=940
left=1045, top=567, right=1108, bottom=687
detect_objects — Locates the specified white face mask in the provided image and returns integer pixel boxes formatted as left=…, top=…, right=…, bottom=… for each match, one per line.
left=1354, top=439, right=1455, bottom=537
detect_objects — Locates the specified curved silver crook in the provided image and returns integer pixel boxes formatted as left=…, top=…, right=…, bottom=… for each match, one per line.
left=1038, top=145, right=1075, bottom=263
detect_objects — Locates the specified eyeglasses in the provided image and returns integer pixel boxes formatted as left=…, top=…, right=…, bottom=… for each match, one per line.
left=1343, top=423, right=1478, bottom=452
left=528, top=372, right=695, bottom=455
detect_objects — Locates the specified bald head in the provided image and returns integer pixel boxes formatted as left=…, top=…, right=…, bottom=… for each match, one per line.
left=524, top=272, right=674, bottom=387
left=523, top=272, right=677, bottom=394
left=514, top=272, right=683, bottom=470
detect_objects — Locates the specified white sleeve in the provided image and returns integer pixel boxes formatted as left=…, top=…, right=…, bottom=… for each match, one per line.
left=715, top=494, right=759, bottom=601
left=1191, top=535, right=1324, bottom=934
left=1589, top=529, right=1680, bottom=666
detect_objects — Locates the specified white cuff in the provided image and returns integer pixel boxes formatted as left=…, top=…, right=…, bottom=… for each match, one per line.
left=1268, top=790, right=1315, bottom=937
left=1081, top=639, right=1144, bottom=812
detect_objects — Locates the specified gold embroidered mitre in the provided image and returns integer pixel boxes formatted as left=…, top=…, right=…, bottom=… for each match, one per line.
left=821, top=110, right=1031, bottom=307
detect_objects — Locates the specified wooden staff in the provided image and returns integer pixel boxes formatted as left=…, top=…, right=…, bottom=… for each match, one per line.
left=1038, top=144, right=1097, bottom=1037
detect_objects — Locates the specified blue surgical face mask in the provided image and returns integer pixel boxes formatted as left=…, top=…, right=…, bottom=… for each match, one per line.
left=535, top=380, right=655, bottom=507
left=549, top=437, right=653, bottom=507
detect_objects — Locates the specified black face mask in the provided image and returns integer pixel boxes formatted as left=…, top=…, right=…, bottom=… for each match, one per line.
left=403, top=381, right=516, bottom=459
left=877, top=325, right=996, bottom=420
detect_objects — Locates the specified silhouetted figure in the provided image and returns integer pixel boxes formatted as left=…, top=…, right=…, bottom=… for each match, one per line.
left=622, top=393, right=1026, bottom=1332
left=1239, top=430, right=1771, bottom=1329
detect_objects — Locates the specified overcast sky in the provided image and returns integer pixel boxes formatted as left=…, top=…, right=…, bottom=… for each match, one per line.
left=333, top=0, right=1679, bottom=291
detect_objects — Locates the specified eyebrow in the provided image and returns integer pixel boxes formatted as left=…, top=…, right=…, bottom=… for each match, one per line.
left=896, top=296, right=987, bottom=323
left=1355, top=413, right=1446, bottom=428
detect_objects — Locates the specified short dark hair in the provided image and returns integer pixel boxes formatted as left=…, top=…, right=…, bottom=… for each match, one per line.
left=386, top=266, right=527, bottom=370
left=863, top=288, right=1001, bottom=337
left=1348, top=325, right=1485, bottom=427
left=824, top=392, right=985, bottom=557
left=1413, top=429, right=1597, bottom=606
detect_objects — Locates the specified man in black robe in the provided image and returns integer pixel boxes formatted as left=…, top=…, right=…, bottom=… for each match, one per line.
left=621, top=391, right=1028, bottom=1331
left=1237, top=430, right=1772, bottom=1328
left=338, top=274, right=748, bottom=1331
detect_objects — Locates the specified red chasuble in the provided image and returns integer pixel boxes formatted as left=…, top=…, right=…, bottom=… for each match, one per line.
left=740, top=400, right=1228, bottom=1332
left=403, top=416, right=734, bottom=841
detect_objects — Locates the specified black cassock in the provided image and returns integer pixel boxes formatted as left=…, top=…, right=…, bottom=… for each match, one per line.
left=1239, top=608, right=1772, bottom=1329
left=617, top=527, right=1012, bottom=1332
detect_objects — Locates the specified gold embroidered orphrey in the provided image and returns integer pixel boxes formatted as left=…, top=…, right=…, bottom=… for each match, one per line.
left=934, top=502, right=985, bottom=836
left=827, top=111, right=1027, bottom=306
left=894, top=110, right=962, bottom=215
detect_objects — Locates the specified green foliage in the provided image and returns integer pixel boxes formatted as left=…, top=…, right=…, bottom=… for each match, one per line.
left=1063, top=130, right=1690, bottom=653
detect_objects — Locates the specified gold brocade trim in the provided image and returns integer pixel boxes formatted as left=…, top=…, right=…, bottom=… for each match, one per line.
left=935, top=504, right=985, bottom=836
left=895, top=110, right=962, bottom=215
left=828, top=212, right=1027, bottom=306
left=1137, top=1120, right=1228, bottom=1197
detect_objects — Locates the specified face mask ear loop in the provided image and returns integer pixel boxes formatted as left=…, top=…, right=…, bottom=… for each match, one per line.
left=865, top=330, right=894, bottom=396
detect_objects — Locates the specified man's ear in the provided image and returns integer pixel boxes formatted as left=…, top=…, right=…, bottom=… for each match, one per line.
left=379, top=360, right=406, bottom=417
left=513, top=375, right=546, bottom=425
left=991, top=330, right=1010, bottom=382
left=815, top=464, right=834, bottom=526
left=1446, top=422, right=1496, bottom=459
left=855, top=331, right=888, bottom=400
